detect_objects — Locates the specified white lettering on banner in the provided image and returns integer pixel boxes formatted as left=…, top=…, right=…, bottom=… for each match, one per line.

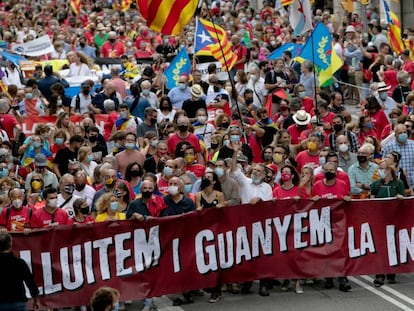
left=387, top=225, right=414, bottom=266
left=19, top=227, right=161, bottom=293
left=195, top=207, right=333, bottom=274
left=348, top=223, right=376, bottom=258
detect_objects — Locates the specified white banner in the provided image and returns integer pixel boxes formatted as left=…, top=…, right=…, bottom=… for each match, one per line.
left=195, top=61, right=229, bottom=81
left=11, top=35, right=55, bottom=57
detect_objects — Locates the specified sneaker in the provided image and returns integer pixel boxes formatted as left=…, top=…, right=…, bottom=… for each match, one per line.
left=240, top=285, right=251, bottom=295
left=221, top=284, right=228, bottom=292
left=304, top=279, right=314, bottom=285
left=183, top=292, right=194, bottom=303
left=173, top=298, right=183, bottom=306
left=374, top=277, right=385, bottom=287
left=191, top=289, right=205, bottom=296
left=387, top=276, right=397, bottom=284
left=208, top=293, right=221, bottom=303
left=259, top=286, right=270, bottom=297
left=339, top=284, right=352, bottom=292
left=281, top=280, right=290, bottom=292
left=324, top=279, right=334, bottom=289
left=295, top=285, right=304, bottom=294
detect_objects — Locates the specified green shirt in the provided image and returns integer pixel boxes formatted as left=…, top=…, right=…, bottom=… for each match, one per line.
left=370, top=179, right=405, bottom=198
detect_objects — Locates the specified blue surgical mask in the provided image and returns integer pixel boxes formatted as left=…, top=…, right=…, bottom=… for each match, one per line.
left=110, top=201, right=119, bottom=211
left=55, top=138, right=64, bottom=145
left=151, top=140, right=159, bottom=147
left=33, top=141, right=42, bottom=149
left=178, top=83, right=186, bottom=90
left=319, top=157, right=326, bottom=167
left=378, top=169, right=386, bottom=179
left=0, top=168, right=8, bottom=177
left=163, top=166, right=173, bottom=176
left=87, top=154, right=94, bottom=162
left=125, top=142, right=135, bottom=150
left=379, top=92, right=388, bottom=101
left=214, top=167, right=224, bottom=178
left=25, top=93, right=33, bottom=100
left=183, top=184, right=192, bottom=193
left=142, top=89, right=150, bottom=96
left=223, top=139, right=230, bottom=146
left=398, top=132, right=408, bottom=143
left=230, top=135, right=240, bottom=143
left=365, top=122, right=372, bottom=129
left=299, top=91, right=306, bottom=99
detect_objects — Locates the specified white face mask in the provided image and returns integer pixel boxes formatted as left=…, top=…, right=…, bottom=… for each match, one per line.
left=338, top=143, right=349, bottom=153
left=168, top=185, right=179, bottom=195
left=12, top=199, right=23, bottom=209
left=250, top=74, right=257, bottom=81
left=197, top=116, right=207, bottom=124
left=48, top=198, right=58, bottom=208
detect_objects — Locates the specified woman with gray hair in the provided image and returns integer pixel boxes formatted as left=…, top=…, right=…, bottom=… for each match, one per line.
left=299, top=60, right=319, bottom=99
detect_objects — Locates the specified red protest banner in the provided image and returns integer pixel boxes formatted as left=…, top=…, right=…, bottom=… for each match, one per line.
left=12, top=198, right=414, bottom=308
left=20, top=115, right=109, bottom=136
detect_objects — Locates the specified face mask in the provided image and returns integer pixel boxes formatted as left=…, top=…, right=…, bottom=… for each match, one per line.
left=55, top=137, right=64, bottom=145
left=379, top=92, right=388, bottom=101
left=319, top=157, right=326, bottom=166
left=109, top=38, right=116, bottom=43
left=255, top=14, right=260, bottom=19
left=230, top=135, right=240, bottom=143
left=324, top=171, right=336, bottom=180
left=142, top=89, right=150, bottom=96
left=150, top=118, right=157, bottom=125
left=168, top=185, right=179, bottom=195
left=0, top=168, right=7, bottom=178
left=365, top=122, right=372, bottom=129
left=281, top=173, right=292, bottom=182
left=251, top=175, right=262, bottom=185
left=64, top=184, right=75, bottom=194
left=307, top=141, right=318, bottom=152
left=7, top=163, right=12, bottom=170
left=75, top=183, right=86, bottom=191
left=378, top=169, right=386, bottom=179
left=183, top=184, right=192, bottom=193
left=197, top=116, right=207, bottom=124
left=214, top=167, right=224, bottom=178
left=87, top=154, right=94, bottom=163
left=48, top=198, right=58, bottom=208
left=12, top=199, right=23, bottom=209
left=105, top=177, right=115, bottom=186
left=125, top=142, right=135, bottom=150
left=273, top=153, right=283, bottom=163
left=82, top=89, right=90, bottom=95
left=31, top=180, right=41, bottom=190
left=25, top=93, right=33, bottom=100
left=119, top=111, right=128, bottom=119
left=333, top=124, right=343, bottom=132
left=221, top=122, right=230, bottom=128
left=234, top=76, right=239, bottom=83
left=263, top=154, right=272, bottom=162
left=57, top=99, right=63, bottom=106
left=407, top=77, right=412, bottom=84
left=151, top=140, right=158, bottom=148
left=163, top=166, right=173, bottom=176
left=178, top=83, right=186, bottom=90
left=250, top=74, right=257, bottom=81
left=110, top=201, right=119, bottom=211
left=178, top=125, right=188, bottom=132
left=33, top=141, right=42, bottom=149
left=211, top=143, right=219, bottom=150
left=88, top=136, right=98, bottom=143
left=338, top=143, right=349, bottom=153
left=141, top=191, right=153, bottom=198
left=223, top=139, right=230, bottom=146
left=398, top=132, right=408, bottom=143
left=299, top=91, right=306, bottom=99
left=184, top=155, right=195, bottom=164
left=240, top=17, right=247, bottom=23
left=357, top=155, right=368, bottom=163
left=80, top=206, right=89, bottom=215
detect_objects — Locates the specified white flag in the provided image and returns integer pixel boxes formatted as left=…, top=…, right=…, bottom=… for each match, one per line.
left=289, top=0, right=313, bottom=37
left=11, top=35, right=55, bottom=57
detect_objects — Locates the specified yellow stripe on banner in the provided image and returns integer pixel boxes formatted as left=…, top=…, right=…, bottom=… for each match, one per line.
left=172, top=0, right=199, bottom=35
left=151, top=1, right=176, bottom=32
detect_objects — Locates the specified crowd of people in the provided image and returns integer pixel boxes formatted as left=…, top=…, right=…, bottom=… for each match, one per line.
left=0, top=0, right=414, bottom=309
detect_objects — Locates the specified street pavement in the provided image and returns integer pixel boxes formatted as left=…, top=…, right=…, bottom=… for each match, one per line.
left=123, top=274, right=414, bottom=311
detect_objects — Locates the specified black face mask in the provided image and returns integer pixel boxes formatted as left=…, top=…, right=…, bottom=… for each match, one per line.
left=82, top=88, right=90, bottom=95
left=324, top=171, right=336, bottom=180
left=178, top=125, right=188, bottom=132
left=357, top=155, right=368, bottom=163
left=263, top=154, right=272, bottom=162
left=89, top=136, right=98, bottom=143
left=221, top=122, right=230, bottom=128
left=109, top=38, right=116, bottom=43
left=64, top=184, right=75, bottom=194
left=200, top=178, right=211, bottom=189
left=261, top=117, right=269, bottom=123
left=75, top=183, right=86, bottom=191
left=150, top=118, right=157, bottom=125
left=130, top=170, right=141, bottom=177
left=333, top=124, right=343, bottom=132
left=80, top=207, right=89, bottom=215
left=141, top=191, right=153, bottom=198
left=211, top=143, right=219, bottom=150
left=84, top=126, right=90, bottom=133
left=213, top=86, right=220, bottom=92
left=79, top=42, right=86, bottom=48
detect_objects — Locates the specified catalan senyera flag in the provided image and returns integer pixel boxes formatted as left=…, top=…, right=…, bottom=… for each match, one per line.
left=341, top=0, right=354, bottom=12
left=194, top=18, right=237, bottom=71
left=382, top=0, right=404, bottom=55
left=114, top=0, right=134, bottom=11
left=281, top=0, right=294, bottom=6
left=70, top=0, right=81, bottom=15
left=137, top=0, right=198, bottom=35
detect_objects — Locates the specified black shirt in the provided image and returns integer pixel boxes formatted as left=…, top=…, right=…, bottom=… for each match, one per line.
left=0, top=252, right=39, bottom=303
left=126, top=197, right=168, bottom=218
left=164, top=195, right=195, bottom=215
left=53, top=147, right=78, bottom=176
left=182, top=98, right=207, bottom=119
left=217, top=143, right=253, bottom=163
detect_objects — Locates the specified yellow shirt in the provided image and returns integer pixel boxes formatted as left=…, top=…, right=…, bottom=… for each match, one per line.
left=95, top=212, right=126, bottom=222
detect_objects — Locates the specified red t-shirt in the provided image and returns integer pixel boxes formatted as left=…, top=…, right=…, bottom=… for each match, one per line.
left=232, top=44, right=247, bottom=70
left=73, top=215, right=95, bottom=224
left=100, top=41, right=126, bottom=58
left=383, top=69, right=399, bottom=95
left=0, top=114, right=18, bottom=139
left=167, top=132, right=201, bottom=155
left=273, top=185, right=299, bottom=199
left=312, top=178, right=349, bottom=199
left=287, top=123, right=310, bottom=145
left=369, top=109, right=389, bottom=138
left=356, top=128, right=378, bottom=146
left=314, top=171, right=351, bottom=193
left=31, top=207, right=73, bottom=228
left=302, top=97, right=315, bottom=116
left=295, top=150, right=320, bottom=173
left=157, top=177, right=169, bottom=195
left=186, top=163, right=206, bottom=178
left=320, top=112, right=336, bottom=136
left=0, top=206, right=32, bottom=231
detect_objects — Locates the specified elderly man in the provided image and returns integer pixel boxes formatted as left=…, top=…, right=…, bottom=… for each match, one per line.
left=100, top=31, right=125, bottom=58
left=0, top=188, right=32, bottom=231
left=247, top=66, right=267, bottom=109
left=164, top=177, right=195, bottom=215
left=141, top=80, right=159, bottom=108
left=91, top=81, right=120, bottom=113
left=57, top=174, right=82, bottom=218
left=167, top=75, right=192, bottom=109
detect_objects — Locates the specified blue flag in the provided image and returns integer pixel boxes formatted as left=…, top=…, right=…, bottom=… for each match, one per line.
left=268, top=43, right=303, bottom=60
left=194, top=18, right=216, bottom=53
left=1, top=50, right=27, bottom=66
left=299, top=22, right=332, bottom=70
left=164, top=48, right=192, bottom=90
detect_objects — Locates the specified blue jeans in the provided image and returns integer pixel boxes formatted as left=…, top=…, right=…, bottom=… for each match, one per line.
left=0, top=302, right=27, bottom=311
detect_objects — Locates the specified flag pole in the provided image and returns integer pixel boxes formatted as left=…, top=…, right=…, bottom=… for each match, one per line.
left=309, top=27, right=319, bottom=121
left=201, top=0, right=246, bottom=138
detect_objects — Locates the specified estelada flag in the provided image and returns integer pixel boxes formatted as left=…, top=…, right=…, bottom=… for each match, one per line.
left=137, top=0, right=198, bottom=35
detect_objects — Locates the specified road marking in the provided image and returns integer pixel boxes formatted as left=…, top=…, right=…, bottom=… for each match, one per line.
left=359, top=275, right=414, bottom=307
left=348, top=276, right=414, bottom=311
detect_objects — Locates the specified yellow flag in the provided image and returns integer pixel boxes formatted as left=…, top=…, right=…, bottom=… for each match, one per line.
left=341, top=0, right=354, bottom=12
left=319, top=46, right=343, bottom=86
